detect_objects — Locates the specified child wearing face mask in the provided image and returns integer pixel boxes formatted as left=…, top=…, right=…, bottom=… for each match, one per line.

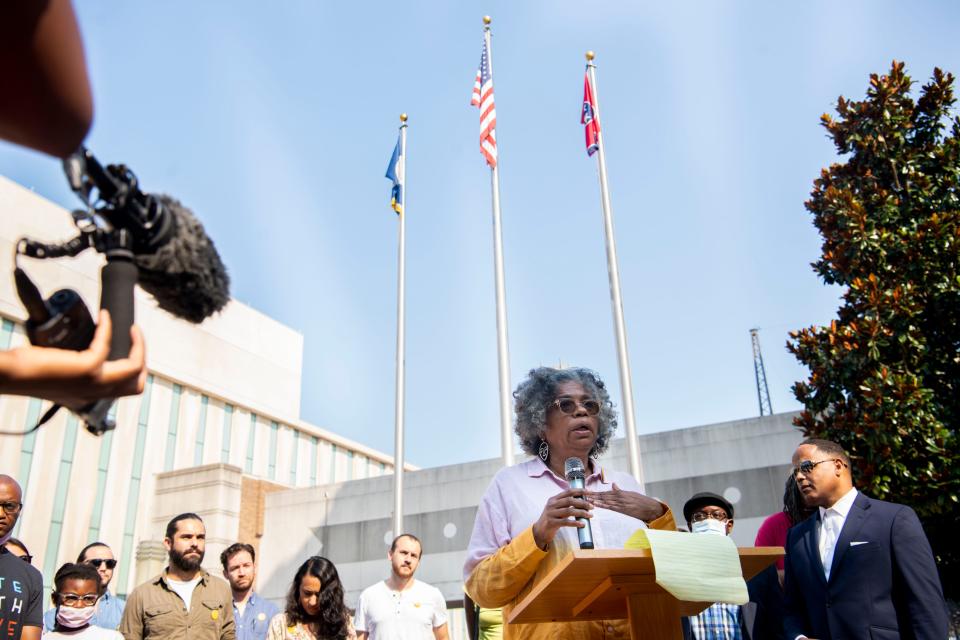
left=45, top=563, right=123, bottom=640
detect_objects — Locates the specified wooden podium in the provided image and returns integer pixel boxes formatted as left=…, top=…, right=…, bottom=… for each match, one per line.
left=505, top=547, right=783, bottom=640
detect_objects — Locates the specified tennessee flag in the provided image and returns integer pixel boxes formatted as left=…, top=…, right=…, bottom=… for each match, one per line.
left=385, top=134, right=403, bottom=215
left=582, top=73, right=600, bottom=156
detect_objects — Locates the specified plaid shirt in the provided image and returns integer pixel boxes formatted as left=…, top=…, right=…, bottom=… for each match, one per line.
left=688, top=603, right=743, bottom=640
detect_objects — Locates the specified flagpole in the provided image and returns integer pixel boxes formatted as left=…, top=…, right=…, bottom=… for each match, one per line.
left=484, top=16, right=514, bottom=468
left=392, top=113, right=408, bottom=536
left=585, top=51, right=646, bottom=491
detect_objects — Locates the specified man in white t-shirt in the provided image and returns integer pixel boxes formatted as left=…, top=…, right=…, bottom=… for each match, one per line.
left=354, top=534, right=448, bottom=640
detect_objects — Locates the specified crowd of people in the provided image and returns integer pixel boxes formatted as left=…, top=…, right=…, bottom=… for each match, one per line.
left=1, top=366, right=953, bottom=640
left=1, top=475, right=449, bottom=640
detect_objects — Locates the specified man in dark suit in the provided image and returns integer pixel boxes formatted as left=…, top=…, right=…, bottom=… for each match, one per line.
left=784, top=439, right=948, bottom=640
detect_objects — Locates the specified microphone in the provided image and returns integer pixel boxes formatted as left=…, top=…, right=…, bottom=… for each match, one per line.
left=64, top=149, right=231, bottom=324
left=133, top=195, right=230, bottom=323
left=11, top=148, right=231, bottom=435
left=564, top=457, right=595, bottom=549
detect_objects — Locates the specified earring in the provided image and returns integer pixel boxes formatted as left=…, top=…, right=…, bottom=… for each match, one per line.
left=538, top=440, right=549, bottom=463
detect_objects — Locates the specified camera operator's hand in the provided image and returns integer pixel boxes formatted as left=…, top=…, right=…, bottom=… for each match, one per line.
left=0, top=310, right=146, bottom=409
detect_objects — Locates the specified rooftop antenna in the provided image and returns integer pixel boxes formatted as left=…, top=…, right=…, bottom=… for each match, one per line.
left=750, top=328, right=773, bottom=416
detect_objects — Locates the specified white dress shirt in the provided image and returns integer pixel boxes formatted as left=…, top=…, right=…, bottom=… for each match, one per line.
left=818, top=486, right=858, bottom=581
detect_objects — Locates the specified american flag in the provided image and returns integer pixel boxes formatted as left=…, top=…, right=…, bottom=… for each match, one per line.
left=470, top=39, right=497, bottom=168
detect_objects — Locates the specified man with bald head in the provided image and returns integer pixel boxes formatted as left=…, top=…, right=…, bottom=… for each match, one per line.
left=783, top=439, right=948, bottom=640
left=0, top=474, right=43, bottom=640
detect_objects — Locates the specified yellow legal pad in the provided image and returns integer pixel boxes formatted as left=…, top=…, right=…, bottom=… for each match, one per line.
left=624, top=529, right=748, bottom=604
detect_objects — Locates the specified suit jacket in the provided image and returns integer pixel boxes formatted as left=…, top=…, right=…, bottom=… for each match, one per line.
left=783, top=492, right=948, bottom=640
left=681, top=564, right=784, bottom=640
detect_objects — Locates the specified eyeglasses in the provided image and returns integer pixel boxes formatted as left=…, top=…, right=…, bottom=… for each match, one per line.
left=19, top=554, right=33, bottom=564
left=691, top=511, right=729, bottom=522
left=0, top=501, right=23, bottom=515
left=87, top=558, right=117, bottom=569
left=551, top=397, right=601, bottom=416
left=57, top=593, right=99, bottom=607
left=793, top=459, right=846, bottom=476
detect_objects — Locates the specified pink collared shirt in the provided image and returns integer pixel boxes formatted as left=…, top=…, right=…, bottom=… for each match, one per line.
left=463, top=457, right=649, bottom=581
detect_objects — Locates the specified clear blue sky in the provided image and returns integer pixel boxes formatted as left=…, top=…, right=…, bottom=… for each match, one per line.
left=2, top=1, right=959, bottom=468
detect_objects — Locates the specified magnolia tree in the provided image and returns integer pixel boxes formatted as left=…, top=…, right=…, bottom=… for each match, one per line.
left=789, top=61, right=959, bottom=601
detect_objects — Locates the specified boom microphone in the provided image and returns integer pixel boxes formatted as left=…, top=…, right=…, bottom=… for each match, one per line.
left=64, top=149, right=230, bottom=323
left=134, top=195, right=230, bottom=323
left=564, top=457, right=595, bottom=549
left=12, top=147, right=230, bottom=435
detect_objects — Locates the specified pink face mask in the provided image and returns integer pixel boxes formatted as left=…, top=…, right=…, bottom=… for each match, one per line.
left=56, top=605, right=96, bottom=629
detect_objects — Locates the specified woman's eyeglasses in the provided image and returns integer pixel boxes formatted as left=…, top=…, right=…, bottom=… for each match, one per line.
left=552, top=397, right=601, bottom=416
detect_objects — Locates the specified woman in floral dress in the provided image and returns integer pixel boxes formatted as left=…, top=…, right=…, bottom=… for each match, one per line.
left=267, top=557, right=355, bottom=640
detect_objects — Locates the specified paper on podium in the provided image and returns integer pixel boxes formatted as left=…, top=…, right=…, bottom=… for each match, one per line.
left=624, top=529, right=748, bottom=604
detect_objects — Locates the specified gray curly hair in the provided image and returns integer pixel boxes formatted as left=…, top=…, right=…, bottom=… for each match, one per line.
left=513, top=367, right=617, bottom=459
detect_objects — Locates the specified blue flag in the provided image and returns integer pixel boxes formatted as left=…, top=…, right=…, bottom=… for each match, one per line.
left=386, top=135, right=403, bottom=215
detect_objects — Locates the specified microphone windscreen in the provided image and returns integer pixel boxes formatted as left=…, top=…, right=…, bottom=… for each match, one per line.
left=134, top=196, right=230, bottom=323
left=564, top=457, right=586, bottom=481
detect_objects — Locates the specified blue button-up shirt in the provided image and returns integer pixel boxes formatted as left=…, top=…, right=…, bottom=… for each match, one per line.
left=233, top=591, right=280, bottom=640
left=43, top=590, right=126, bottom=632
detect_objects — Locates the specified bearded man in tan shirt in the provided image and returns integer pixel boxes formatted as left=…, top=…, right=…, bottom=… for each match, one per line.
left=120, top=513, right=234, bottom=640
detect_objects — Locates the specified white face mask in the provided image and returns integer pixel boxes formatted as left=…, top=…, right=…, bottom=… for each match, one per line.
left=56, top=605, right=96, bottom=629
left=691, top=518, right=728, bottom=535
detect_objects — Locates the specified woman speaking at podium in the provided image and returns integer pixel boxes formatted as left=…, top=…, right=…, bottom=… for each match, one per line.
left=463, top=367, right=676, bottom=640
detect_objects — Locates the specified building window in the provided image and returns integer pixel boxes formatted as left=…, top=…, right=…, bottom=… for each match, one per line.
left=164, top=384, right=183, bottom=471
left=117, top=374, right=154, bottom=597
left=194, top=395, right=209, bottom=466
left=14, top=398, right=42, bottom=533
left=289, top=429, right=299, bottom=486
left=245, top=413, right=257, bottom=474
left=310, top=436, right=319, bottom=486
left=268, top=421, right=279, bottom=480
left=87, top=408, right=117, bottom=541
left=221, top=403, right=234, bottom=463
left=41, top=415, right=80, bottom=594
left=329, top=444, right=337, bottom=483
